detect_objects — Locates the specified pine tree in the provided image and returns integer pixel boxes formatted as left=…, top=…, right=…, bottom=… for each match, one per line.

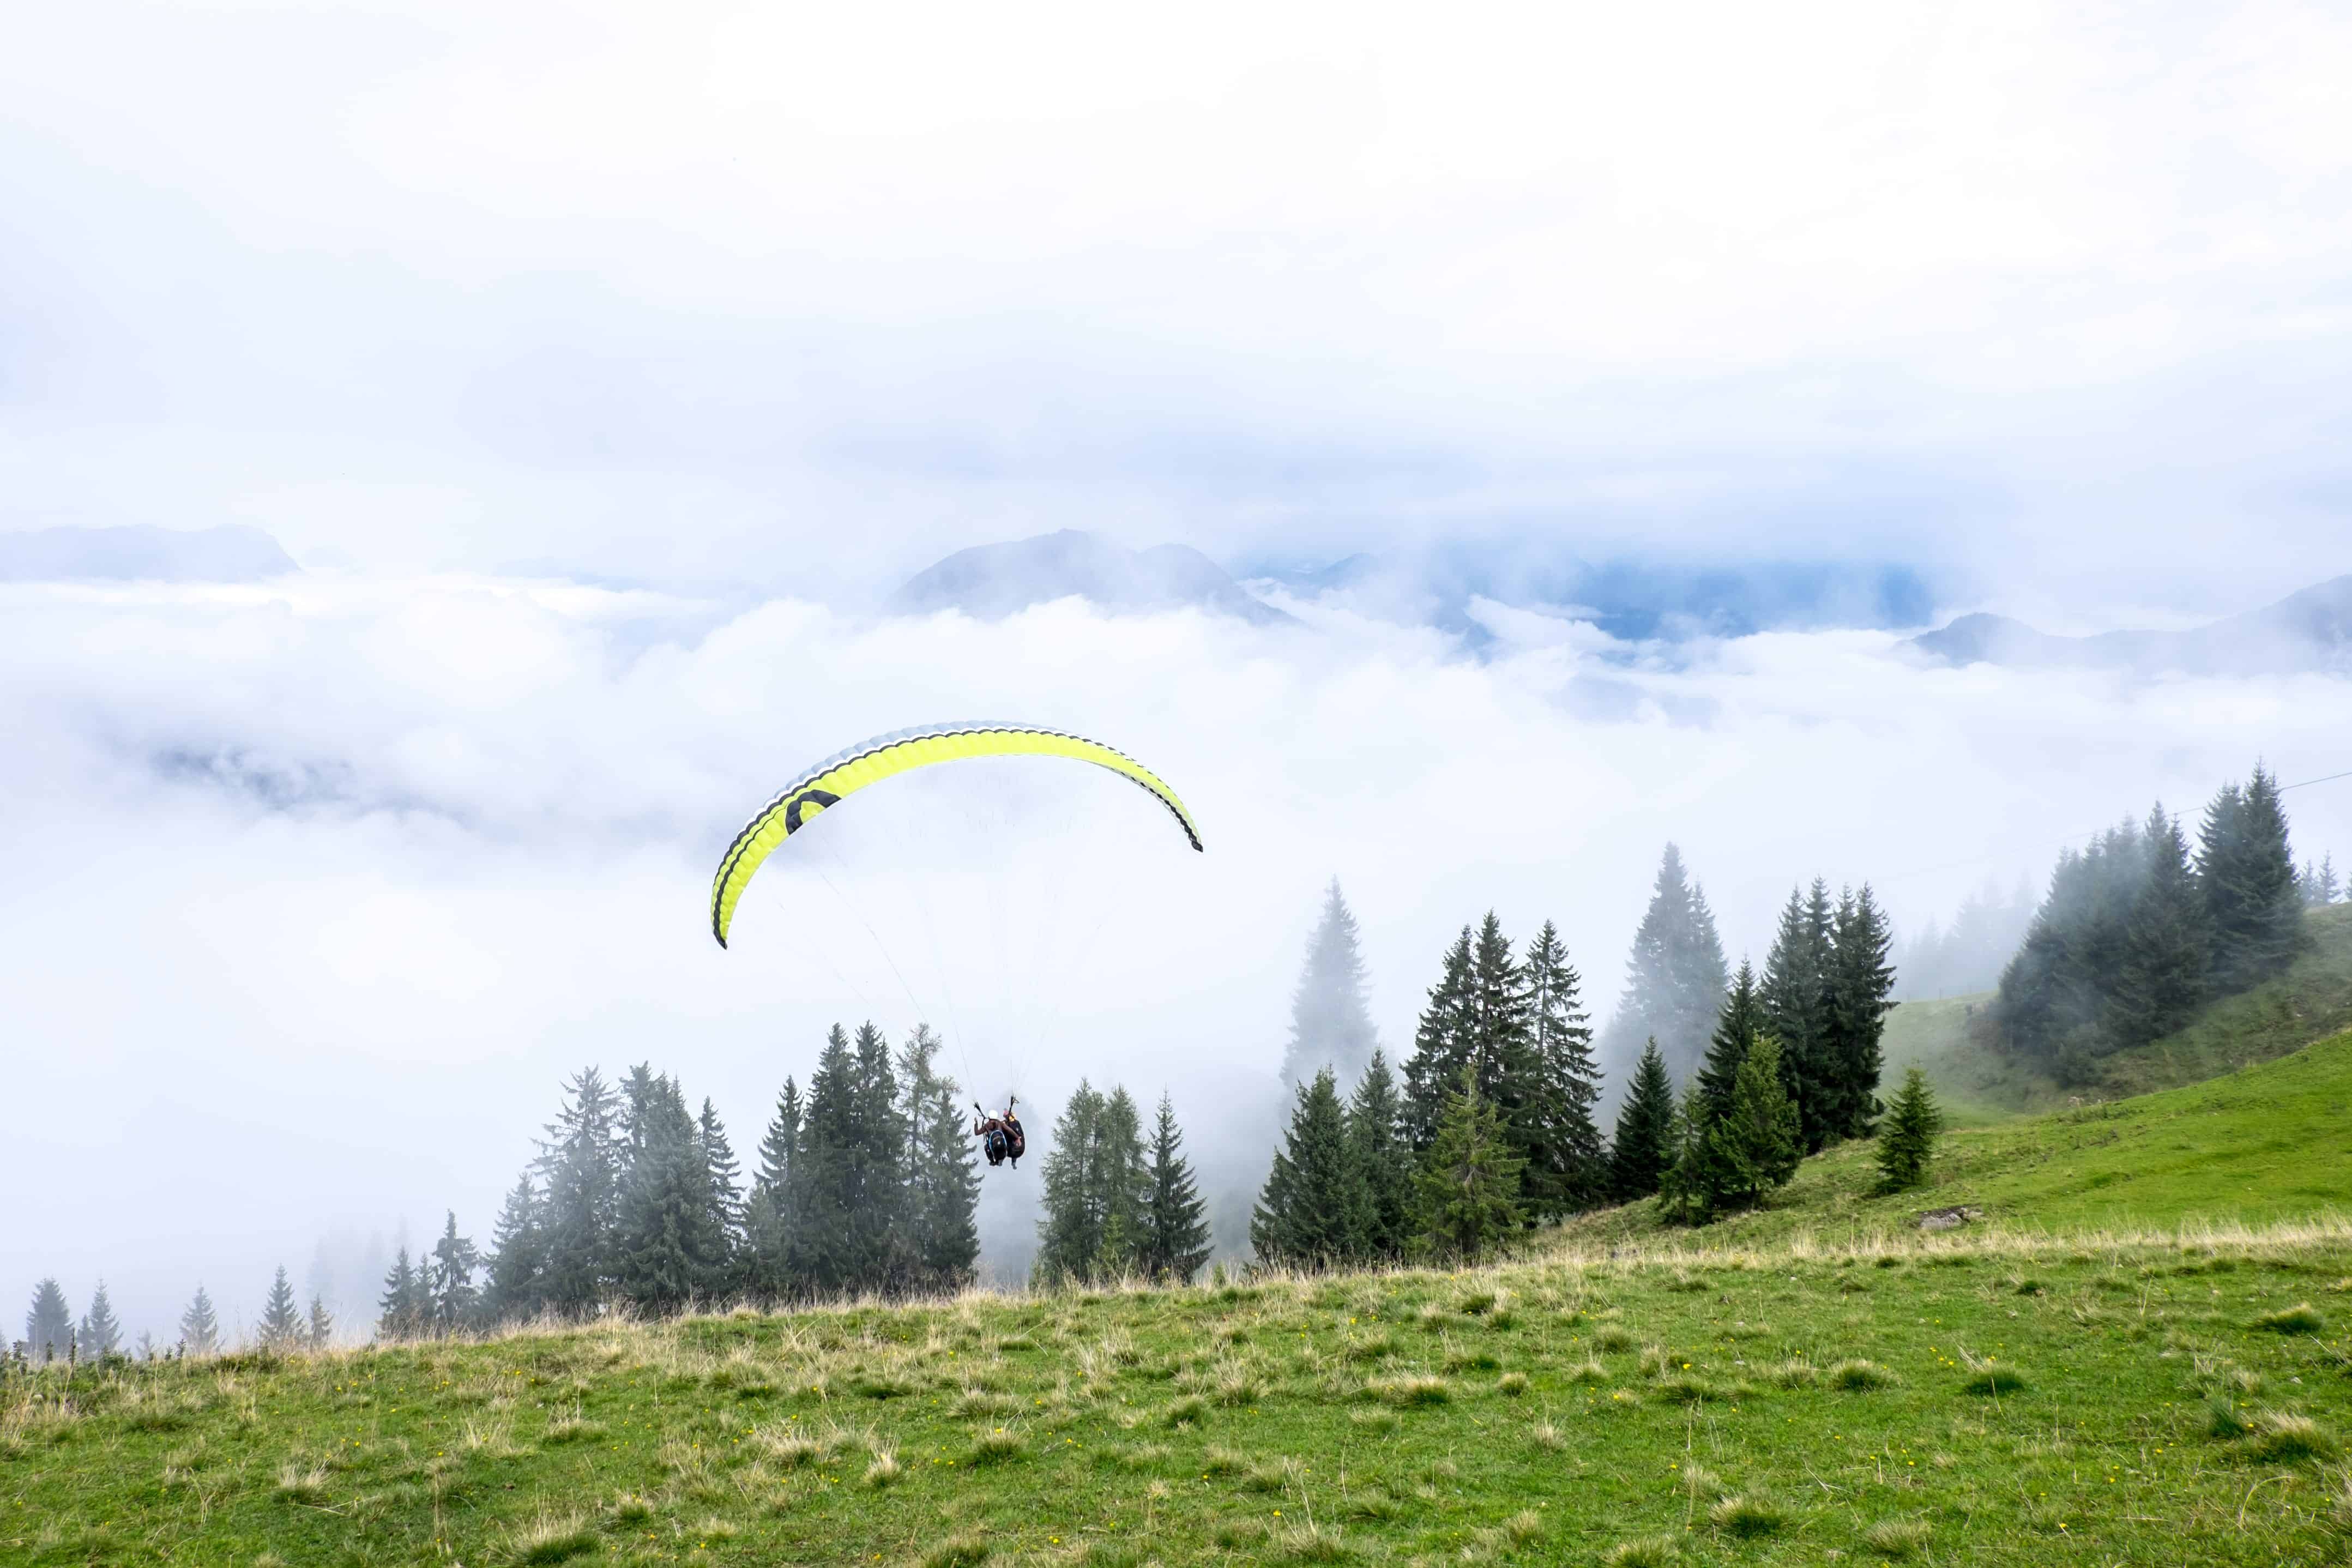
left=1702, top=1034, right=1804, bottom=1211
left=1516, top=919, right=1605, bottom=1218
left=745, top=1076, right=805, bottom=1298
left=1657, top=1081, right=1711, bottom=1222
left=1402, top=925, right=1477, bottom=1150
left=612, top=1070, right=732, bottom=1312
left=844, top=1022, right=913, bottom=1290
left=481, top=1175, right=546, bottom=1323
left=1343, top=1048, right=1414, bottom=1261
left=307, top=1295, right=335, bottom=1351
left=1608, top=1040, right=1679, bottom=1202
left=1090, top=1088, right=1151, bottom=1281
left=1874, top=1066, right=1945, bottom=1192
left=179, top=1285, right=220, bottom=1355
left=2317, top=853, right=2342, bottom=906
left=697, top=1097, right=747, bottom=1296
left=1139, top=1093, right=1213, bottom=1284
left=23, top=1279, right=71, bottom=1364
left=427, top=1212, right=482, bottom=1331
left=534, top=1066, right=622, bottom=1312
left=377, top=1246, right=427, bottom=1339
left=2110, top=804, right=2210, bottom=1047
left=1763, top=881, right=1836, bottom=1152
left=897, top=1026, right=982, bottom=1291
left=259, top=1266, right=303, bottom=1349
left=1694, top=961, right=1764, bottom=1123
left=78, top=1281, right=123, bottom=1361
left=1602, top=844, right=1729, bottom=1083
left=1280, top=879, right=1380, bottom=1091
left=1251, top=1068, right=1356, bottom=1269
left=1409, top=1068, right=1526, bottom=1262
left=1033, top=1081, right=1108, bottom=1286
left=2202, top=765, right=2305, bottom=989
left=1820, top=886, right=1898, bottom=1141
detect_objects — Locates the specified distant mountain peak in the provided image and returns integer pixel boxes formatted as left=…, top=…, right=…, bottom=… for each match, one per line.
left=1910, top=574, right=2352, bottom=676
left=0, top=524, right=299, bottom=584
left=892, top=530, right=1295, bottom=626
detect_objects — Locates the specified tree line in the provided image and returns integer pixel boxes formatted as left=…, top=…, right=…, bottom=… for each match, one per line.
left=1250, top=864, right=1901, bottom=1256
left=17, top=1270, right=331, bottom=1366
left=1996, top=765, right=2309, bottom=1083
left=1030, top=1086, right=1214, bottom=1287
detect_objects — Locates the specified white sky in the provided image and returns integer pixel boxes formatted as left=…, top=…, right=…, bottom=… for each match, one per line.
left=4, top=0, right=2352, bottom=1340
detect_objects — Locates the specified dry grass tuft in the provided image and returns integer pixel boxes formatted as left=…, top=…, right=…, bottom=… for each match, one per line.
left=1496, top=1371, right=1529, bottom=1396
left=969, top=1427, right=1027, bottom=1464
left=1863, top=1517, right=1931, bottom=1558
left=922, top=1534, right=993, bottom=1568
left=2254, top=1302, right=2325, bottom=1335
left=1709, top=1494, right=1786, bottom=1537
left=1368, top=1374, right=1451, bottom=1407
left=1828, top=1359, right=1893, bottom=1391
left=274, top=1461, right=329, bottom=1504
left=862, top=1448, right=902, bottom=1487
left=1603, top=1535, right=1681, bottom=1567
left=503, top=1510, right=598, bottom=1565
left=2245, top=1412, right=2335, bottom=1462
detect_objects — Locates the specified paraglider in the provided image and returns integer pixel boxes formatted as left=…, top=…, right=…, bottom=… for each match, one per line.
left=708, top=720, right=1202, bottom=949
left=972, top=1097, right=1026, bottom=1169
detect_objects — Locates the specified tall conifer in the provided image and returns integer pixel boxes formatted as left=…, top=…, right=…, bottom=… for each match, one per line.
left=482, top=1176, right=546, bottom=1323
left=1251, top=1068, right=1356, bottom=1269
left=1403, top=926, right=1477, bottom=1150
left=179, top=1285, right=220, bottom=1355
left=2112, top=804, right=2210, bottom=1047
left=1409, top=1069, right=1525, bottom=1261
left=1281, top=879, right=1380, bottom=1090
left=613, top=1071, right=731, bottom=1311
left=534, top=1066, right=621, bottom=1312
left=377, top=1247, right=427, bottom=1339
left=1821, top=887, right=1898, bottom=1140
left=1874, top=1066, right=1945, bottom=1192
left=1693, top=961, right=1764, bottom=1123
left=260, top=1266, right=303, bottom=1349
left=23, top=1279, right=71, bottom=1364
left=1608, top=1040, right=1678, bottom=1202
left=1344, top=1048, right=1414, bottom=1260
left=79, top=1281, right=122, bottom=1361
left=745, top=1077, right=804, bottom=1297
left=1034, top=1081, right=1108, bottom=1286
left=1603, top=845, right=1729, bottom=1082
left=1763, top=881, right=1835, bottom=1151
left=2202, top=766, right=2305, bottom=988
left=1139, top=1093, right=1214, bottom=1284
left=897, top=1026, right=982, bottom=1290
left=427, top=1212, right=481, bottom=1331
left=1518, top=920, right=1605, bottom=1216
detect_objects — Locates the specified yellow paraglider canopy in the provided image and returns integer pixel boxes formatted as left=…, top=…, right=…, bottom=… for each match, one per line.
left=710, top=721, right=1202, bottom=947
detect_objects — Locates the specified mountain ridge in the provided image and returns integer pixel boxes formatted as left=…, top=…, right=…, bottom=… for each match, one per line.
left=1911, top=573, right=2352, bottom=676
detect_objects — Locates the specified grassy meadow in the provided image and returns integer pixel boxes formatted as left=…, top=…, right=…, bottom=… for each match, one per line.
left=12, top=1219, right=2352, bottom=1566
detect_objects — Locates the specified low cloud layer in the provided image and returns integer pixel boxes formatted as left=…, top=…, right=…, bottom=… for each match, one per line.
left=5, top=576, right=2348, bottom=1338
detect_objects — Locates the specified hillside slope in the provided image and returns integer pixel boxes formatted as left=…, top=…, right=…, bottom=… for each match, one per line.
left=1881, top=901, right=2352, bottom=1121
left=1563, top=1022, right=2352, bottom=1252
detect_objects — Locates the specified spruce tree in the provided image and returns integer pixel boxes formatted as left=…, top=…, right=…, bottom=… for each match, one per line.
left=1603, top=844, right=1729, bottom=1082
left=1139, top=1092, right=1213, bottom=1284
left=79, top=1281, right=123, bottom=1361
left=1090, top=1088, right=1151, bottom=1280
left=845, top=1022, right=913, bottom=1290
left=897, top=1026, right=982, bottom=1291
left=1763, top=881, right=1836, bottom=1152
left=745, top=1077, right=804, bottom=1299
left=1607, top=1040, right=1679, bottom=1202
left=23, top=1279, right=71, bottom=1364
left=427, top=1212, right=482, bottom=1331
left=1280, top=879, right=1380, bottom=1090
left=1657, top=1081, right=1711, bottom=1222
left=1343, top=1048, right=1414, bottom=1261
left=1820, top=886, right=1898, bottom=1141
left=260, top=1265, right=304, bottom=1349
left=613, top=1071, right=732, bottom=1312
left=1251, top=1067, right=1356, bottom=1269
left=1694, top=961, right=1765, bottom=1124
left=2111, top=804, right=2210, bottom=1047
left=697, top=1097, right=747, bottom=1296
left=2201, top=765, right=2305, bottom=989
left=179, top=1285, right=220, bottom=1355
left=1408, top=1069, right=1525, bottom=1262
left=789, top=1027, right=866, bottom=1293
left=1033, top=1081, right=1108, bottom=1286
left=2317, top=853, right=2341, bottom=906
left=378, top=1246, right=426, bottom=1339
left=307, top=1295, right=335, bottom=1351
left=1701, top=1034, right=1804, bottom=1211
left=534, top=1066, right=622, bottom=1312
left=1874, top=1065, right=1945, bottom=1192
left=1517, top=919, right=1605, bottom=1217
left=1402, top=925, right=1477, bottom=1150
left=482, top=1175, right=546, bottom=1323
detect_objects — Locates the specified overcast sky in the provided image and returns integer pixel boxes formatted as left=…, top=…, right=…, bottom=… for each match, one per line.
left=5, top=0, right=2351, bottom=1341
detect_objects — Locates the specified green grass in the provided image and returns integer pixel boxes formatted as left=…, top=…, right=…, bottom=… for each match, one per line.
left=1561, top=1021, right=2352, bottom=1250
left=13, top=1220, right=2352, bottom=1566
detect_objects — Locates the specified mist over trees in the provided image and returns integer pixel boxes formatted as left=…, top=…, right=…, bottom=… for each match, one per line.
left=1893, top=879, right=2037, bottom=999
left=1278, top=879, right=1379, bottom=1090
left=1997, top=766, right=2308, bottom=1082
left=1600, top=845, right=1729, bottom=1084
